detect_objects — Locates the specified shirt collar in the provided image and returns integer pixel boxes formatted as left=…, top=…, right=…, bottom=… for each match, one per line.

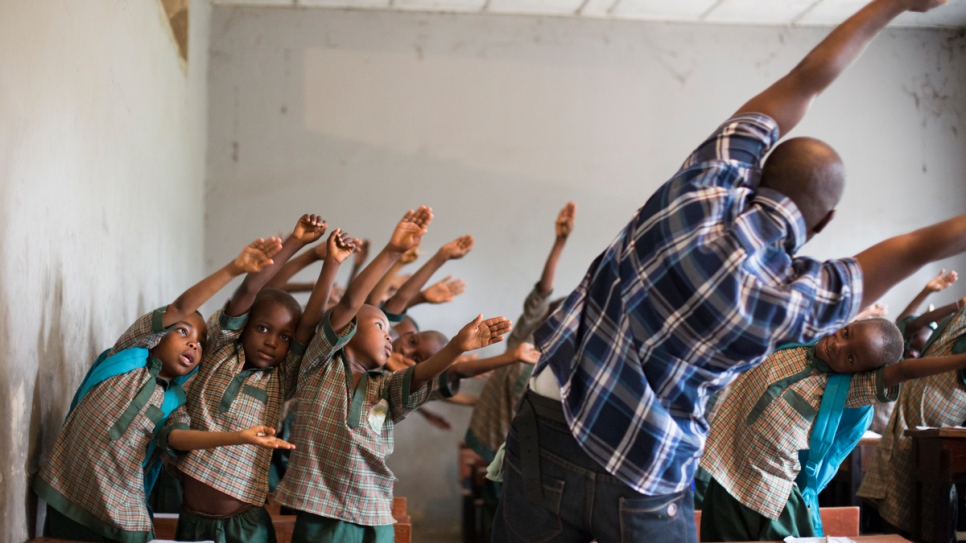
left=807, top=347, right=832, bottom=374
left=752, top=186, right=808, bottom=255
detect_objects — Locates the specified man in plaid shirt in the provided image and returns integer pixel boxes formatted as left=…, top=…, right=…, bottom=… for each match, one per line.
left=859, top=306, right=966, bottom=541
left=275, top=207, right=512, bottom=543
left=493, top=0, right=962, bottom=541
left=35, top=240, right=291, bottom=543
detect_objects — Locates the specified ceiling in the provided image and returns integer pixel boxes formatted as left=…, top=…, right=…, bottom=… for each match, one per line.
left=212, top=0, right=966, bottom=28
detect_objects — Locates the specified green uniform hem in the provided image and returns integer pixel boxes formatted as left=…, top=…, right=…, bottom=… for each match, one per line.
left=151, top=306, right=172, bottom=334
left=464, top=430, right=496, bottom=464
left=35, top=477, right=152, bottom=543
left=219, top=309, right=250, bottom=331
left=289, top=340, right=308, bottom=356
left=875, top=366, right=900, bottom=403
left=158, top=421, right=190, bottom=457
left=436, top=370, right=459, bottom=399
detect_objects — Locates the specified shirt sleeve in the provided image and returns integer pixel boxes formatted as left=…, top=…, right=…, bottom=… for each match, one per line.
left=785, top=256, right=865, bottom=346
left=384, top=365, right=434, bottom=423
left=278, top=340, right=307, bottom=400
left=678, top=113, right=780, bottom=191
left=109, top=306, right=172, bottom=355
left=506, top=285, right=552, bottom=349
left=205, top=303, right=249, bottom=353
left=156, top=404, right=191, bottom=458
left=846, top=366, right=900, bottom=407
left=300, top=310, right=357, bottom=380
left=426, top=369, right=460, bottom=402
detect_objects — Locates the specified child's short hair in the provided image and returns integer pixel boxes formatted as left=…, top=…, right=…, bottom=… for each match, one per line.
left=865, top=317, right=904, bottom=366
left=401, top=315, right=419, bottom=332
left=422, top=330, right=448, bottom=348
left=251, top=288, right=303, bottom=321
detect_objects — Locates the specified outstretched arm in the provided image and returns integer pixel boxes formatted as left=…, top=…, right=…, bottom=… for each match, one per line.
left=855, top=214, right=966, bottom=308
left=383, top=235, right=474, bottom=315
left=896, top=270, right=958, bottom=322
left=162, top=238, right=282, bottom=327
left=348, top=239, right=370, bottom=283
left=884, top=352, right=966, bottom=388
left=295, top=229, right=357, bottom=344
left=736, top=0, right=947, bottom=136
left=330, top=207, right=433, bottom=332
left=226, top=214, right=326, bottom=317
left=448, top=343, right=540, bottom=380
left=407, top=276, right=466, bottom=309
left=412, top=315, right=511, bottom=389
left=906, top=298, right=966, bottom=335
left=539, top=201, right=576, bottom=296
left=167, top=425, right=295, bottom=451
left=366, top=247, right=418, bottom=306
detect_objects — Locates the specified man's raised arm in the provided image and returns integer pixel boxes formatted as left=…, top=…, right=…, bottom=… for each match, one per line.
left=736, top=0, right=946, bottom=136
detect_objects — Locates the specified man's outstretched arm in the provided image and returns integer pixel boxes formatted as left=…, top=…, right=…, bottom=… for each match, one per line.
left=736, top=0, right=946, bottom=136
left=856, top=214, right=966, bottom=308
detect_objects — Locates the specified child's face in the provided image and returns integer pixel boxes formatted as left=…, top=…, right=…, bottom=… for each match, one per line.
left=392, top=318, right=417, bottom=339
left=392, top=331, right=445, bottom=363
left=814, top=320, right=887, bottom=374
left=346, top=305, right=394, bottom=370
left=241, top=302, right=299, bottom=369
left=153, top=313, right=206, bottom=380
left=904, top=327, right=932, bottom=359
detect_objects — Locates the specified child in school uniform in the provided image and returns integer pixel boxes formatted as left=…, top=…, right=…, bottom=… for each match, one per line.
left=700, top=316, right=966, bottom=541
left=894, top=269, right=960, bottom=359
left=35, top=239, right=294, bottom=543
left=161, top=216, right=358, bottom=543
left=274, top=207, right=511, bottom=543
left=858, top=304, right=966, bottom=541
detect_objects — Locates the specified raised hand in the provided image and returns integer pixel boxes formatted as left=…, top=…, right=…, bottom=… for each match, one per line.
left=455, top=315, right=512, bottom=352
left=292, top=214, right=327, bottom=244
left=386, top=352, right=417, bottom=372
left=234, top=237, right=283, bottom=273
left=400, top=246, right=421, bottom=264
left=325, top=228, right=358, bottom=264
left=439, top=235, right=474, bottom=260
left=902, top=0, right=948, bottom=13
left=239, top=426, right=295, bottom=450
left=556, top=201, right=577, bottom=239
left=388, top=206, right=433, bottom=254
left=354, top=239, right=371, bottom=266
left=422, top=276, right=466, bottom=304
left=512, top=343, right=541, bottom=365
left=926, top=269, right=958, bottom=292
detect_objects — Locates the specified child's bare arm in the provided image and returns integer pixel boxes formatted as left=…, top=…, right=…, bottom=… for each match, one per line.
left=162, top=238, right=282, bottom=327
left=906, top=297, right=966, bottom=335
left=856, top=214, right=966, bottom=309
left=412, top=315, right=511, bottom=388
left=540, top=202, right=576, bottom=296
left=896, top=270, right=958, bottom=322
left=448, top=343, right=540, bottom=380
left=266, top=244, right=325, bottom=290
left=330, top=207, right=433, bottom=331
left=348, top=239, right=370, bottom=283
left=279, top=282, right=316, bottom=293
left=884, top=352, right=966, bottom=388
left=853, top=303, right=887, bottom=321
left=408, top=276, right=466, bottom=308
left=735, top=0, right=946, bottom=137
left=295, top=229, right=357, bottom=344
left=167, top=425, right=295, bottom=451
left=367, top=260, right=408, bottom=306
left=227, top=214, right=326, bottom=317
left=384, top=235, right=474, bottom=315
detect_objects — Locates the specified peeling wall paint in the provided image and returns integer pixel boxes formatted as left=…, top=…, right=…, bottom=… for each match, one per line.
left=207, top=8, right=966, bottom=537
left=0, top=1, right=210, bottom=541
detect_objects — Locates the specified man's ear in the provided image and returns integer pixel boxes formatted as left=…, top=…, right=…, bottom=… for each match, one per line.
left=812, top=209, right=836, bottom=235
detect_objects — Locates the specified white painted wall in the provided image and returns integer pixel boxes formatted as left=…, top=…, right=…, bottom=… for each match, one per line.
left=0, top=1, right=210, bottom=540
left=207, top=7, right=966, bottom=538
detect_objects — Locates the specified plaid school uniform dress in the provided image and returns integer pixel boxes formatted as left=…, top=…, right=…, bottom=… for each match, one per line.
left=858, top=307, right=966, bottom=534
left=531, top=113, right=863, bottom=497
left=162, top=306, right=306, bottom=506
left=274, top=313, right=433, bottom=526
left=35, top=308, right=174, bottom=542
left=702, top=346, right=897, bottom=519
left=466, top=285, right=551, bottom=460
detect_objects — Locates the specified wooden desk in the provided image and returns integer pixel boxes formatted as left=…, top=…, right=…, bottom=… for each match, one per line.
left=905, top=427, right=966, bottom=543
left=731, top=536, right=911, bottom=543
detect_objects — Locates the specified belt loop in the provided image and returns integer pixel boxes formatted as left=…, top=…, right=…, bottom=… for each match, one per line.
left=517, top=390, right=545, bottom=503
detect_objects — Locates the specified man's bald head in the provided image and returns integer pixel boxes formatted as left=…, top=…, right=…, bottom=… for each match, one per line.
left=760, top=137, right=845, bottom=241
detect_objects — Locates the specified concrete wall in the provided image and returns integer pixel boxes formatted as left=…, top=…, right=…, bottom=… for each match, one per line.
left=207, top=7, right=966, bottom=538
left=0, top=0, right=211, bottom=540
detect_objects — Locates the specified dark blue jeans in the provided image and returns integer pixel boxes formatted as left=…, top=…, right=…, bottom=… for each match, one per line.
left=491, top=392, right=697, bottom=543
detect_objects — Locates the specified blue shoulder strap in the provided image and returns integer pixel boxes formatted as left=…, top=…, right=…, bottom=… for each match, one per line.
left=795, top=373, right=873, bottom=536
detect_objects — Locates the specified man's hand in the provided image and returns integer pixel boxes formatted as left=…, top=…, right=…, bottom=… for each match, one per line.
left=422, top=276, right=466, bottom=304
left=234, top=238, right=283, bottom=273
left=386, top=352, right=417, bottom=372
left=326, top=228, right=358, bottom=264
left=511, top=343, right=541, bottom=365
left=926, top=269, right=958, bottom=292
left=454, top=315, right=512, bottom=352
left=387, top=207, right=433, bottom=254
left=556, top=202, right=576, bottom=239
left=439, top=235, right=474, bottom=260
left=292, top=214, right=327, bottom=244
left=239, top=426, right=295, bottom=450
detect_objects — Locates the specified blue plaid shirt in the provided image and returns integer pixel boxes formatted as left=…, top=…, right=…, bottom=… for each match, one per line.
left=532, top=114, right=863, bottom=495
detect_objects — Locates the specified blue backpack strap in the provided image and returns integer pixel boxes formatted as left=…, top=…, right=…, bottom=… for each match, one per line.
left=68, top=348, right=151, bottom=422
left=142, top=369, right=195, bottom=497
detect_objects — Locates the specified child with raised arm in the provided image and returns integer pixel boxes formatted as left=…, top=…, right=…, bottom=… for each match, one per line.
left=161, top=216, right=357, bottom=543
left=700, top=317, right=966, bottom=541
left=858, top=303, right=966, bottom=541
left=894, top=269, right=959, bottom=358
left=274, top=207, right=511, bottom=543
left=380, top=234, right=473, bottom=326
left=35, top=239, right=293, bottom=543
